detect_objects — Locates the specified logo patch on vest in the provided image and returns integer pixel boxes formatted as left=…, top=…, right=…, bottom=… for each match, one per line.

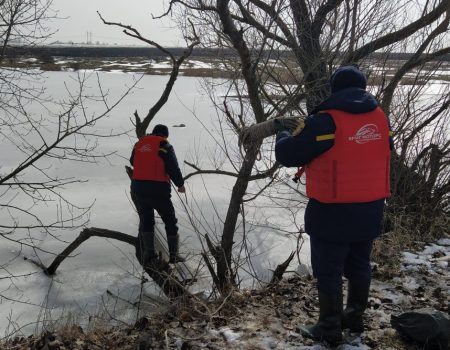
left=349, top=124, right=382, bottom=144
left=139, top=144, right=153, bottom=152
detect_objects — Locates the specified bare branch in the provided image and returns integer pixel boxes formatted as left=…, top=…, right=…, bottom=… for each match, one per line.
left=184, top=160, right=239, bottom=180
left=269, top=251, right=295, bottom=285
left=41, top=227, right=189, bottom=298
left=344, top=0, right=450, bottom=63
left=97, top=11, right=175, bottom=60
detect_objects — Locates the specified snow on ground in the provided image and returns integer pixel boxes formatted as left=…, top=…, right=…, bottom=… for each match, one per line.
left=14, top=57, right=226, bottom=73
left=7, top=57, right=222, bottom=75
left=144, top=236, right=448, bottom=350
left=101, top=62, right=151, bottom=67
left=187, top=60, right=213, bottom=69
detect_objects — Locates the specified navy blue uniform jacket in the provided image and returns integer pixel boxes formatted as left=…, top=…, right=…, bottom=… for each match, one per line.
left=275, top=88, right=392, bottom=243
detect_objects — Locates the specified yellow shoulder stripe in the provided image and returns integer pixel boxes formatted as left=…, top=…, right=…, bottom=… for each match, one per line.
left=316, top=134, right=335, bottom=141
left=159, top=148, right=168, bottom=153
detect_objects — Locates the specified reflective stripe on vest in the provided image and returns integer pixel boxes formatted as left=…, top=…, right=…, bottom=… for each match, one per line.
left=305, top=107, right=391, bottom=203
left=132, top=135, right=170, bottom=182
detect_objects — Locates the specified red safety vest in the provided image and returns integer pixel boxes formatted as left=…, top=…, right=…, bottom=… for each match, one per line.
left=305, top=107, right=391, bottom=203
left=132, top=135, right=170, bottom=182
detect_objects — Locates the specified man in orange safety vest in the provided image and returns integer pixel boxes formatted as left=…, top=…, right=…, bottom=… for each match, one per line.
left=130, top=124, right=186, bottom=265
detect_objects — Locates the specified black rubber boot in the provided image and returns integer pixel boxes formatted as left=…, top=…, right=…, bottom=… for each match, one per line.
left=138, top=231, right=157, bottom=267
left=299, top=292, right=343, bottom=344
left=167, top=234, right=185, bottom=263
left=342, top=283, right=369, bottom=333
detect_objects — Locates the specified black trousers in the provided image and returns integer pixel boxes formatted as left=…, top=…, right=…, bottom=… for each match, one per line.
left=310, top=236, right=374, bottom=296
left=131, top=182, right=178, bottom=238
left=305, top=199, right=383, bottom=296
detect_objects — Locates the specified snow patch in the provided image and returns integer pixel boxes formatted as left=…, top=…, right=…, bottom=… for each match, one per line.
left=187, top=60, right=213, bottom=69
left=437, top=238, right=450, bottom=246
left=220, top=327, right=241, bottom=342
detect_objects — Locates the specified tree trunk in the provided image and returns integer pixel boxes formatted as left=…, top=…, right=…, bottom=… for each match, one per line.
left=42, top=227, right=188, bottom=298
left=217, top=140, right=262, bottom=291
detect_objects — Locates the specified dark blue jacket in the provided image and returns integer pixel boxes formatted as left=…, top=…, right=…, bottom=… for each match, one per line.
left=130, top=135, right=184, bottom=197
left=275, top=88, right=391, bottom=242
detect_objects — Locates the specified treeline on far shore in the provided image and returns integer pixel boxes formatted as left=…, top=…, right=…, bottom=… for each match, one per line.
left=5, top=45, right=450, bottom=62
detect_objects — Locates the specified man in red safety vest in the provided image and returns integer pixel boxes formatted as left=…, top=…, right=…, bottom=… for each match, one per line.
left=130, top=124, right=186, bottom=265
left=275, top=65, right=392, bottom=344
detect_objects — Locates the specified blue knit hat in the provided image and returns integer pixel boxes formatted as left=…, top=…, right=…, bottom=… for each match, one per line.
left=330, top=65, right=367, bottom=93
left=152, top=124, right=169, bottom=137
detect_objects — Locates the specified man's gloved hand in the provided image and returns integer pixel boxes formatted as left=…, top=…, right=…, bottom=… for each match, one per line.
left=125, top=166, right=133, bottom=179
left=273, top=118, right=290, bottom=132
left=273, top=118, right=302, bottom=133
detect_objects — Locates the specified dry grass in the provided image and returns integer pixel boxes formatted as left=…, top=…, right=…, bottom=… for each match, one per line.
left=367, top=75, right=429, bottom=86
left=40, top=63, right=62, bottom=71
left=373, top=207, right=449, bottom=280
left=372, top=213, right=419, bottom=280
left=372, top=230, right=413, bottom=279
left=4, top=56, right=450, bottom=87
left=182, top=67, right=234, bottom=79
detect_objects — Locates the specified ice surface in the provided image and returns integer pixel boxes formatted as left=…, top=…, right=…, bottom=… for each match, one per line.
left=0, top=71, right=307, bottom=336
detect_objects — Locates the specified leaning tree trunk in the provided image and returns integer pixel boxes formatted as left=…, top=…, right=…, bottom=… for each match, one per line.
left=218, top=141, right=262, bottom=291
left=213, top=0, right=329, bottom=292
left=39, top=227, right=188, bottom=298
left=214, top=0, right=269, bottom=292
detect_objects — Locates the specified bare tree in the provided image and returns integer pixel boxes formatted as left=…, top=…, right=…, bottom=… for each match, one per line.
left=0, top=0, right=56, bottom=119
left=0, top=0, right=189, bottom=313
left=160, top=0, right=450, bottom=292
left=0, top=0, right=54, bottom=60
left=0, top=0, right=103, bottom=255
left=37, top=12, right=201, bottom=299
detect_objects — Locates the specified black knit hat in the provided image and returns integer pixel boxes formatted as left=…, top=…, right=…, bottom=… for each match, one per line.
left=330, top=65, right=367, bottom=93
left=152, top=124, right=169, bottom=137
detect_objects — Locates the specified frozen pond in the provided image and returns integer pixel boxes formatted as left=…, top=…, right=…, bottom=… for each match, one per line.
left=0, top=71, right=307, bottom=337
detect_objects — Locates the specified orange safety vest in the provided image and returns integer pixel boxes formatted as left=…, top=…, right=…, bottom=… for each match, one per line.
left=132, top=135, right=170, bottom=182
left=305, top=107, right=391, bottom=203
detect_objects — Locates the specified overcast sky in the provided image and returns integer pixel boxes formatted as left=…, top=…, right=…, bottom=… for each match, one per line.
left=49, top=0, right=183, bottom=46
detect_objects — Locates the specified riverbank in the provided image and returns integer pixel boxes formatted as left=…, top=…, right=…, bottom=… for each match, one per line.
left=2, top=236, right=448, bottom=350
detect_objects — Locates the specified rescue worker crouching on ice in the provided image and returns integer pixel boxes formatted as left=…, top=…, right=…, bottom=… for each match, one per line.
left=275, top=66, right=392, bottom=344
left=130, top=124, right=186, bottom=265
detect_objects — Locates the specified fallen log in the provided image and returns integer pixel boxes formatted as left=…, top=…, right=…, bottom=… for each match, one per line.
left=40, top=227, right=189, bottom=298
